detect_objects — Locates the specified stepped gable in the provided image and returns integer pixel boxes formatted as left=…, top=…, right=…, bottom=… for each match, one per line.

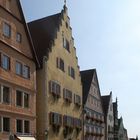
left=28, top=13, right=62, bottom=68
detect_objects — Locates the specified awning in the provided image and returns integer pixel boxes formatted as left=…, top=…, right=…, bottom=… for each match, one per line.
left=17, top=137, right=36, bottom=140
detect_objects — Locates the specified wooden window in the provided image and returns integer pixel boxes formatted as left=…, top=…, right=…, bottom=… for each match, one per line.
left=16, top=119, right=22, bottom=133
left=3, top=117, right=10, bottom=132
left=49, top=81, right=61, bottom=97
left=1, top=54, right=10, bottom=70
left=3, top=22, right=11, bottom=38
left=24, top=120, right=30, bottom=134
left=63, top=88, right=72, bottom=103
left=16, top=32, right=22, bottom=43
left=50, top=112, right=62, bottom=126
left=74, top=94, right=81, bottom=105
left=56, top=58, right=65, bottom=72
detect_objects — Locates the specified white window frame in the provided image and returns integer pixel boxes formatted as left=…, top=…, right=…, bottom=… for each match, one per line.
left=16, top=89, right=30, bottom=108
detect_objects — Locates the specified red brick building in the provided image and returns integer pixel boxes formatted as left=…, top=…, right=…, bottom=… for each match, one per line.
left=0, top=0, right=38, bottom=139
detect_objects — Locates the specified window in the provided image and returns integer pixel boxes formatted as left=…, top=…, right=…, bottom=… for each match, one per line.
left=56, top=58, right=65, bottom=72
left=63, top=38, right=70, bottom=52
left=24, top=120, right=30, bottom=134
left=3, top=22, right=11, bottom=38
left=3, top=86, right=10, bottom=104
left=68, top=66, right=75, bottom=79
left=15, top=61, right=30, bottom=79
left=74, top=118, right=82, bottom=128
left=16, top=61, right=22, bottom=75
left=63, top=115, right=73, bottom=127
left=49, top=81, right=61, bottom=97
left=3, top=117, right=10, bottom=132
left=16, top=90, right=29, bottom=108
left=50, top=112, right=62, bottom=126
left=0, top=85, right=10, bottom=104
left=16, top=120, right=30, bottom=134
left=74, top=94, right=81, bottom=105
left=24, top=93, right=29, bottom=108
left=63, top=88, right=72, bottom=103
left=16, top=90, right=22, bottom=107
left=1, top=54, right=10, bottom=70
left=16, top=119, right=22, bottom=133
left=16, top=33, right=22, bottom=43
left=23, top=65, right=30, bottom=79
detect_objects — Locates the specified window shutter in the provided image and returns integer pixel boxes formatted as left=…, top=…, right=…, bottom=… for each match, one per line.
left=56, top=57, right=59, bottom=68
left=49, top=81, right=52, bottom=93
left=63, top=88, right=66, bottom=99
left=49, top=112, right=52, bottom=125
left=52, top=82, right=56, bottom=94
left=68, top=66, right=70, bottom=76
left=63, top=115, right=66, bottom=126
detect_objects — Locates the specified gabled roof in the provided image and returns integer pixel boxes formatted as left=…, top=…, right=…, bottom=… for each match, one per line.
left=101, top=94, right=111, bottom=116
left=28, top=10, right=63, bottom=68
left=80, top=69, right=102, bottom=106
left=17, top=0, right=40, bottom=67
left=80, top=69, right=95, bottom=104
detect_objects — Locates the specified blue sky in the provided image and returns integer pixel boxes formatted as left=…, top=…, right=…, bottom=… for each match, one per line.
left=21, top=0, right=140, bottom=138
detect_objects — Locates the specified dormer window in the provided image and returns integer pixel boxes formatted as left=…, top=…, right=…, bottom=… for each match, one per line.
left=63, top=37, right=70, bottom=52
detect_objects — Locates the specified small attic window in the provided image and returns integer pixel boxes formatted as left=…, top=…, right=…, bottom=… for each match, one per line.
left=63, top=37, right=70, bottom=52
left=66, top=22, right=68, bottom=28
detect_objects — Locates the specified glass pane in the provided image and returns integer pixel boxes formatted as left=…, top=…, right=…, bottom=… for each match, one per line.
left=16, top=62, right=22, bottom=75
left=3, top=86, right=10, bottom=103
left=16, top=119, right=22, bottom=133
left=2, top=55, right=10, bottom=70
left=24, top=120, right=30, bottom=133
left=3, top=23, right=11, bottom=37
left=16, top=90, right=22, bottom=106
left=23, top=65, right=30, bottom=78
left=3, top=117, right=10, bottom=132
left=24, top=93, right=29, bottom=108
left=16, top=33, right=22, bottom=43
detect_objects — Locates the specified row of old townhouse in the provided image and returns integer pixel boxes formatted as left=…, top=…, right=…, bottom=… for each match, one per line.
left=0, top=1, right=130, bottom=140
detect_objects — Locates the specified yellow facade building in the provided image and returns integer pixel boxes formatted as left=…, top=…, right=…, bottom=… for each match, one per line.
left=28, top=5, right=83, bottom=140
